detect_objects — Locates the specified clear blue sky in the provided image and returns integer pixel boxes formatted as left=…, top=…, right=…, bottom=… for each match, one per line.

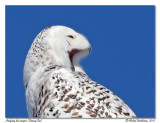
left=6, top=6, right=155, bottom=118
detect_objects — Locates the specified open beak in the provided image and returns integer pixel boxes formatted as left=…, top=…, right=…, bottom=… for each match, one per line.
left=68, top=47, right=91, bottom=72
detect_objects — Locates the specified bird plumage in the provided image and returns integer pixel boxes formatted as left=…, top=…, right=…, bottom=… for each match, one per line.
left=23, top=25, right=136, bottom=118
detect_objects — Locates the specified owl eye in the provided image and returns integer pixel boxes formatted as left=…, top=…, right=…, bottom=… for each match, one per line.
left=67, top=35, right=74, bottom=39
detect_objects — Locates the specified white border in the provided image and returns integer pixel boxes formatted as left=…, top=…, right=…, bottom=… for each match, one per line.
left=0, top=0, right=159, bottom=5
left=0, top=0, right=159, bottom=123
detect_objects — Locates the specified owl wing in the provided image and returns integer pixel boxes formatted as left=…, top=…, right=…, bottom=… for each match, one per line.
left=26, top=67, right=136, bottom=118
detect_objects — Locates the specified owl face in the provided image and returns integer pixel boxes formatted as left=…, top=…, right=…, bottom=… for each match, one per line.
left=48, top=26, right=91, bottom=65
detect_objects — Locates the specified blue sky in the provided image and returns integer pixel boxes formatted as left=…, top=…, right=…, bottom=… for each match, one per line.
left=6, top=6, right=155, bottom=118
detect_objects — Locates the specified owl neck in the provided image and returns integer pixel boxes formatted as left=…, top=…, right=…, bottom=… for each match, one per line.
left=23, top=41, right=73, bottom=89
left=47, top=48, right=73, bottom=71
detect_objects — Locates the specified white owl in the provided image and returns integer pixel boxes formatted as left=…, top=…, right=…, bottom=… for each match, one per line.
left=23, top=25, right=136, bottom=118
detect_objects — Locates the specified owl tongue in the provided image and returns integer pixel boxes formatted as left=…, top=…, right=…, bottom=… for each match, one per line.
left=69, top=49, right=80, bottom=62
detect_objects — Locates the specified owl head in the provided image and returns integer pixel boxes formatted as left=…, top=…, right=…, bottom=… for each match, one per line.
left=40, top=25, right=91, bottom=71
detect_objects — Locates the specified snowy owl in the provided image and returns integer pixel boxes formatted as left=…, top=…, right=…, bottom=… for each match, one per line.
left=23, top=25, right=136, bottom=118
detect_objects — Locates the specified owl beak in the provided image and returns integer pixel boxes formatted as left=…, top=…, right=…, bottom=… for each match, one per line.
left=88, top=47, right=92, bottom=53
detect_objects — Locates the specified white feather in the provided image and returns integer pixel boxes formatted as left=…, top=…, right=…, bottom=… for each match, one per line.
left=23, top=25, right=136, bottom=118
